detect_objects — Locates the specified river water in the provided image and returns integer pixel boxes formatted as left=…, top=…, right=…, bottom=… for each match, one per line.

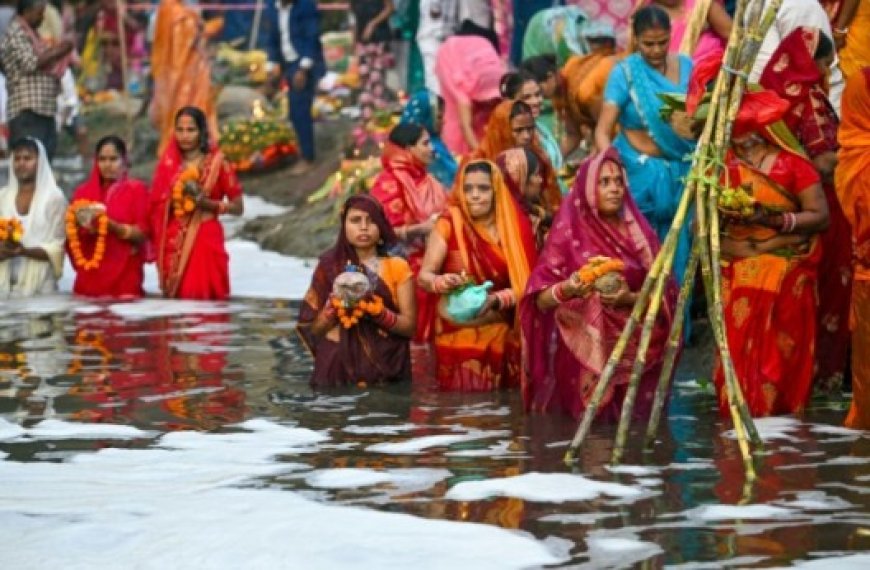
left=1, top=297, right=868, bottom=568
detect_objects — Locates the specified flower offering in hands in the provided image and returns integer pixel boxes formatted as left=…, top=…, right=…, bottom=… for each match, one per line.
left=0, top=218, right=24, bottom=244
left=576, top=256, right=626, bottom=294
left=66, top=200, right=109, bottom=270
left=172, top=165, right=201, bottom=218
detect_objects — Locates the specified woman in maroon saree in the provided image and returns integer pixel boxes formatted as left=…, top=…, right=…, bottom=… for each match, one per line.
left=297, top=194, right=415, bottom=387
left=520, top=149, right=676, bottom=421
left=149, top=106, right=244, bottom=300
left=68, top=136, right=149, bottom=298
left=760, top=27, right=853, bottom=390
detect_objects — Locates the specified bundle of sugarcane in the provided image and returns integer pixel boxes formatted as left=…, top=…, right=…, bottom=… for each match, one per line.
left=564, top=0, right=784, bottom=480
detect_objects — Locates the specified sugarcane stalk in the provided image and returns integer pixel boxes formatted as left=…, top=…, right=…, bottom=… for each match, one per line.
left=611, top=247, right=678, bottom=465
left=644, top=241, right=700, bottom=449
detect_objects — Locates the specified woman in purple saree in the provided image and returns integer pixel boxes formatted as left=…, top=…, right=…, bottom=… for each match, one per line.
left=520, top=149, right=677, bottom=421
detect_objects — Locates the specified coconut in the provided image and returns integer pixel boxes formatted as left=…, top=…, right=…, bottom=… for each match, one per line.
left=593, top=271, right=622, bottom=294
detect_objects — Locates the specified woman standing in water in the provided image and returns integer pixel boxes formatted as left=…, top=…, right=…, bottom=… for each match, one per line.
left=150, top=106, right=244, bottom=300
left=297, top=194, right=415, bottom=387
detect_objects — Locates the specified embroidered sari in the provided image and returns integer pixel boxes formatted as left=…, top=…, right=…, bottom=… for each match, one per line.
left=432, top=162, right=537, bottom=391
left=604, top=52, right=695, bottom=283
left=399, top=90, right=458, bottom=188
left=297, top=195, right=411, bottom=387
left=69, top=163, right=150, bottom=298
left=836, top=68, right=870, bottom=429
left=370, top=141, right=447, bottom=341
left=761, top=27, right=853, bottom=390
left=150, top=139, right=242, bottom=300
left=520, top=149, right=676, bottom=421
left=716, top=150, right=822, bottom=417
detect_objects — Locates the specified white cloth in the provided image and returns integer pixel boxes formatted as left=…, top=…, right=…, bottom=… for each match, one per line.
left=0, top=140, right=67, bottom=298
left=417, top=0, right=458, bottom=94
left=749, top=0, right=844, bottom=114
left=275, top=1, right=312, bottom=68
left=56, top=68, right=79, bottom=128
left=458, top=0, right=491, bottom=29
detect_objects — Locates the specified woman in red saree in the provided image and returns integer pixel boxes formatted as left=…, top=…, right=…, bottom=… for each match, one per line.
left=716, top=91, right=830, bottom=417
left=520, top=149, right=676, bottom=421
left=760, top=27, right=853, bottom=391
left=370, top=123, right=447, bottom=341
left=836, top=67, right=870, bottom=429
left=297, top=194, right=415, bottom=387
left=150, top=106, right=244, bottom=300
left=68, top=136, right=149, bottom=298
left=418, top=160, right=537, bottom=391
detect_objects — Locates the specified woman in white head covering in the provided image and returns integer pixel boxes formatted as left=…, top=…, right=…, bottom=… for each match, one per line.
left=0, top=137, right=67, bottom=297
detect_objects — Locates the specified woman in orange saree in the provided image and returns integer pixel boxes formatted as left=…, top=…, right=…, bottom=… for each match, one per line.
left=836, top=67, right=870, bottom=429
left=760, top=28, right=853, bottom=391
left=150, top=107, right=245, bottom=300
left=150, top=0, right=217, bottom=156
left=418, top=160, right=537, bottom=391
left=716, top=91, right=830, bottom=417
left=370, top=123, right=448, bottom=341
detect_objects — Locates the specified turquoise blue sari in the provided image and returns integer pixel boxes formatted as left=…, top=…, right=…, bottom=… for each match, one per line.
left=535, top=119, right=567, bottom=195
left=400, top=90, right=457, bottom=188
left=604, top=52, right=696, bottom=283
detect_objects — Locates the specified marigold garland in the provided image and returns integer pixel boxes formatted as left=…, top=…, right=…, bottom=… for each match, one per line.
left=576, top=256, right=626, bottom=285
left=331, top=295, right=385, bottom=329
left=173, top=165, right=201, bottom=218
left=0, top=217, right=24, bottom=242
left=66, top=200, right=109, bottom=271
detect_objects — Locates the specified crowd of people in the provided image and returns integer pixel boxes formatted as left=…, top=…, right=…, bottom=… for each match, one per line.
left=297, top=0, right=870, bottom=433
left=0, top=105, right=244, bottom=299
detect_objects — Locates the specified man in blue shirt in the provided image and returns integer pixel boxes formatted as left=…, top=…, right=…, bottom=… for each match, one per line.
left=273, top=0, right=325, bottom=175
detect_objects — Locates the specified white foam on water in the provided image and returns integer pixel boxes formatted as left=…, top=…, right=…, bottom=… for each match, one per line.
left=444, top=440, right=526, bottom=458
left=0, top=420, right=564, bottom=569
left=683, top=504, right=797, bottom=521
left=606, top=465, right=660, bottom=477
left=26, top=419, right=155, bottom=440
left=343, top=423, right=420, bottom=435
left=444, top=405, right=511, bottom=419
left=347, top=412, right=398, bottom=421
left=666, top=459, right=714, bottom=471
left=305, top=467, right=451, bottom=493
left=723, top=416, right=801, bottom=441
left=583, top=531, right=664, bottom=569
left=445, top=472, right=643, bottom=503
left=107, top=299, right=246, bottom=320
left=777, top=491, right=855, bottom=512
left=0, top=294, right=97, bottom=316
left=810, top=424, right=867, bottom=437
left=538, top=512, right=616, bottom=525
left=770, top=553, right=870, bottom=569
left=366, top=430, right=510, bottom=455
left=666, top=555, right=770, bottom=568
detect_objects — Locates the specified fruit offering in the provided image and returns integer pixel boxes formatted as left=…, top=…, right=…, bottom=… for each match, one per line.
left=576, top=256, right=626, bottom=294
left=718, top=184, right=756, bottom=218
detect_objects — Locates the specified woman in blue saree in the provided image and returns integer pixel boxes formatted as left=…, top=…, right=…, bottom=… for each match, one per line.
left=594, top=5, right=695, bottom=283
left=400, top=90, right=458, bottom=188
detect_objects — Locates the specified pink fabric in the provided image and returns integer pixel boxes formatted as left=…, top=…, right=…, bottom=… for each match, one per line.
left=520, top=149, right=677, bottom=420
left=566, top=0, right=634, bottom=46
left=435, top=35, right=505, bottom=155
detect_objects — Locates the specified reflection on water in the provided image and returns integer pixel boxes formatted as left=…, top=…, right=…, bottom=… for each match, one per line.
left=0, top=298, right=868, bottom=567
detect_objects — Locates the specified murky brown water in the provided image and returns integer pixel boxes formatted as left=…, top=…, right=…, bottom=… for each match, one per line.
left=1, top=298, right=868, bottom=567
